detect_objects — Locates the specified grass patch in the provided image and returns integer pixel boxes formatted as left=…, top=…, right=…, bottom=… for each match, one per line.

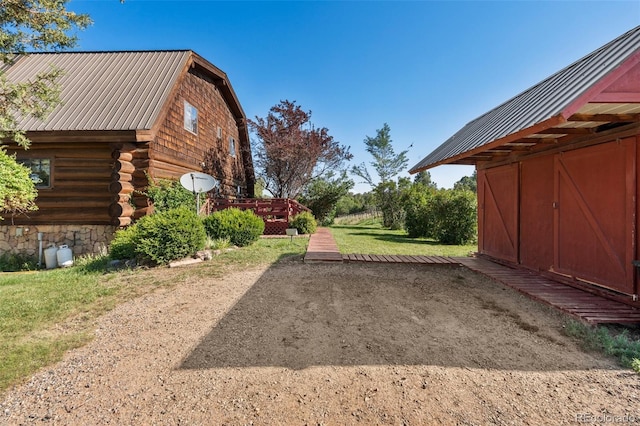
left=330, top=219, right=476, bottom=257
left=0, top=237, right=307, bottom=393
left=564, top=320, right=640, bottom=373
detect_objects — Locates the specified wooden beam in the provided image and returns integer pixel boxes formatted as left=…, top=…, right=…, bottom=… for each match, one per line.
left=545, top=127, right=595, bottom=134
left=568, top=113, right=640, bottom=122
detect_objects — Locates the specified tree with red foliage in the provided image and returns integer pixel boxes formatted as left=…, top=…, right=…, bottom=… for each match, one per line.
left=249, top=100, right=352, bottom=199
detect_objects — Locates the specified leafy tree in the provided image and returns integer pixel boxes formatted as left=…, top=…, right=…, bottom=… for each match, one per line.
left=298, top=171, right=353, bottom=225
left=335, top=192, right=376, bottom=216
left=249, top=100, right=352, bottom=199
left=1, top=0, right=91, bottom=216
left=454, top=170, right=477, bottom=193
left=413, top=170, right=437, bottom=189
left=253, top=177, right=266, bottom=198
left=351, top=123, right=409, bottom=186
left=1, top=1, right=91, bottom=148
left=376, top=177, right=411, bottom=229
left=351, top=124, right=409, bottom=228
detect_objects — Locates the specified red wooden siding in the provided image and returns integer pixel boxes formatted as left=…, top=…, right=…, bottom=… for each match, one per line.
left=519, top=155, right=554, bottom=271
left=554, top=139, right=636, bottom=295
left=478, top=163, right=519, bottom=263
left=480, top=137, right=638, bottom=297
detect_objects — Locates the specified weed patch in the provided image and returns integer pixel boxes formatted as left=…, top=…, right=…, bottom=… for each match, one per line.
left=564, top=321, right=640, bottom=373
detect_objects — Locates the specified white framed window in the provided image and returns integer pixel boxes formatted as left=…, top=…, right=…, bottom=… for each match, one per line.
left=184, top=101, right=198, bottom=134
left=18, top=158, right=51, bottom=188
left=229, top=136, right=236, bottom=157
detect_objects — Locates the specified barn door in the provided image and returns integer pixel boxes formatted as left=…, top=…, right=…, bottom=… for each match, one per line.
left=553, top=139, right=636, bottom=295
left=478, top=164, right=519, bottom=263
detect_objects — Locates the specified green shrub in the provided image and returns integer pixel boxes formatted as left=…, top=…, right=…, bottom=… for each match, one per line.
left=203, top=208, right=265, bottom=247
left=431, top=190, right=477, bottom=245
left=289, top=211, right=317, bottom=235
left=402, top=188, right=476, bottom=245
left=0, top=149, right=38, bottom=220
left=402, top=184, right=436, bottom=238
left=143, top=178, right=202, bottom=213
left=109, top=225, right=138, bottom=260
left=134, top=207, right=206, bottom=265
left=0, top=252, right=38, bottom=272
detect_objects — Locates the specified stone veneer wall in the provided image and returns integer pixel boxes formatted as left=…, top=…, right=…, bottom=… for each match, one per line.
left=0, top=225, right=116, bottom=258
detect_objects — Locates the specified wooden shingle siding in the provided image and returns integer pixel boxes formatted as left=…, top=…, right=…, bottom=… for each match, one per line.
left=152, top=70, right=246, bottom=196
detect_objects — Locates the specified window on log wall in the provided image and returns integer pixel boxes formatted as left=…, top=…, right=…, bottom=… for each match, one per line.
left=18, top=158, right=51, bottom=188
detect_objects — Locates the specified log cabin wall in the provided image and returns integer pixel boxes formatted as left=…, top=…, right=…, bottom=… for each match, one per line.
left=5, top=142, right=114, bottom=225
left=1, top=140, right=119, bottom=256
left=152, top=68, right=246, bottom=197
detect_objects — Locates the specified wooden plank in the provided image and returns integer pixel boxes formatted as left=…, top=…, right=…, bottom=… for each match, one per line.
left=458, top=257, right=640, bottom=324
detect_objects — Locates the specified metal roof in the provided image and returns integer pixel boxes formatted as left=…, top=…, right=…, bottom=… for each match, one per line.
left=410, top=25, right=640, bottom=173
left=4, top=50, right=191, bottom=131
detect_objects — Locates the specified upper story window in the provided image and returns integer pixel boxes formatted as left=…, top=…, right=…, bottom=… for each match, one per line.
left=18, top=158, right=51, bottom=188
left=229, top=136, right=236, bottom=157
left=184, top=101, right=198, bottom=134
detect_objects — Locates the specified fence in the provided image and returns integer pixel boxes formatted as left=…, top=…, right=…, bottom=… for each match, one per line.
left=333, top=209, right=380, bottom=225
left=203, top=198, right=310, bottom=235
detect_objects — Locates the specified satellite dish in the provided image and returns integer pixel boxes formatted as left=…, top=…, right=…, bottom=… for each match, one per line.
left=180, top=172, right=217, bottom=194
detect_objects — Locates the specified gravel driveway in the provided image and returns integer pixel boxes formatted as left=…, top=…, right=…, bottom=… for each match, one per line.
left=1, top=260, right=638, bottom=425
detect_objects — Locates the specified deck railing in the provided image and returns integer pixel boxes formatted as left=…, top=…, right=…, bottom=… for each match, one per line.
left=202, top=198, right=311, bottom=235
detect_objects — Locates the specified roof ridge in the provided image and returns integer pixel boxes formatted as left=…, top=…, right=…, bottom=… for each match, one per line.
left=20, top=49, right=193, bottom=55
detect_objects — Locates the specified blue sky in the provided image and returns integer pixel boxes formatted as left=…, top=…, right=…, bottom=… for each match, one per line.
left=70, top=0, right=640, bottom=193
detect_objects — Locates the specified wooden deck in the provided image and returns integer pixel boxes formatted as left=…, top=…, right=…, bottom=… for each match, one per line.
left=458, top=257, right=640, bottom=324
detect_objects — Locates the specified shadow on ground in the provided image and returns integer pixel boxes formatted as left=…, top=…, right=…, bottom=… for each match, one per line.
left=179, top=263, right=600, bottom=372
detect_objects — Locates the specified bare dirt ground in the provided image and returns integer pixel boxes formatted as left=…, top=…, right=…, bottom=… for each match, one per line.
left=1, top=259, right=639, bottom=425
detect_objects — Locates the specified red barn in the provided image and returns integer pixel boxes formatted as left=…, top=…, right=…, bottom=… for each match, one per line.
left=411, top=26, right=640, bottom=302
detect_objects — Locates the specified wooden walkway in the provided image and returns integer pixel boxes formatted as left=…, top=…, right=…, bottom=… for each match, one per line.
left=304, top=228, right=640, bottom=324
left=342, top=253, right=460, bottom=265
left=303, top=228, right=344, bottom=262
left=304, top=228, right=460, bottom=265
left=459, top=257, right=640, bottom=324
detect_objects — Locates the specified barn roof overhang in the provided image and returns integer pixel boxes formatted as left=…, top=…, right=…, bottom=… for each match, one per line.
left=414, top=103, right=640, bottom=171
left=410, top=26, right=640, bottom=174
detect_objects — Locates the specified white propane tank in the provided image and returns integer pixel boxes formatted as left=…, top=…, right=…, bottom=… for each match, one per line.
left=56, top=245, right=73, bottom=267
left=44, top=244, right=58, bottom=269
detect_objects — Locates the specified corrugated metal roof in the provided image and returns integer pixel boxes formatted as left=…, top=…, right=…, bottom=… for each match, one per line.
left=410, top=25, right=640, bottom=173
left=4, top=50, right=191, bottom=131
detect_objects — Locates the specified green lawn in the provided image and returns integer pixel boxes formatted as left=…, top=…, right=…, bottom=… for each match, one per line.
left=330, top=219, right=477, bottom=257
left=0, top=237, right=307, bottom=393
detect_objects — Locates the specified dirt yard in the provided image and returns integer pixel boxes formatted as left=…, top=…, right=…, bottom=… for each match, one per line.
left=1, top=259, right=639, bottom=425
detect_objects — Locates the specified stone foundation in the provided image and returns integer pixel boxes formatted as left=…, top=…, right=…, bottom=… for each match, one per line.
left=0, top=225, right=116, bottom=259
